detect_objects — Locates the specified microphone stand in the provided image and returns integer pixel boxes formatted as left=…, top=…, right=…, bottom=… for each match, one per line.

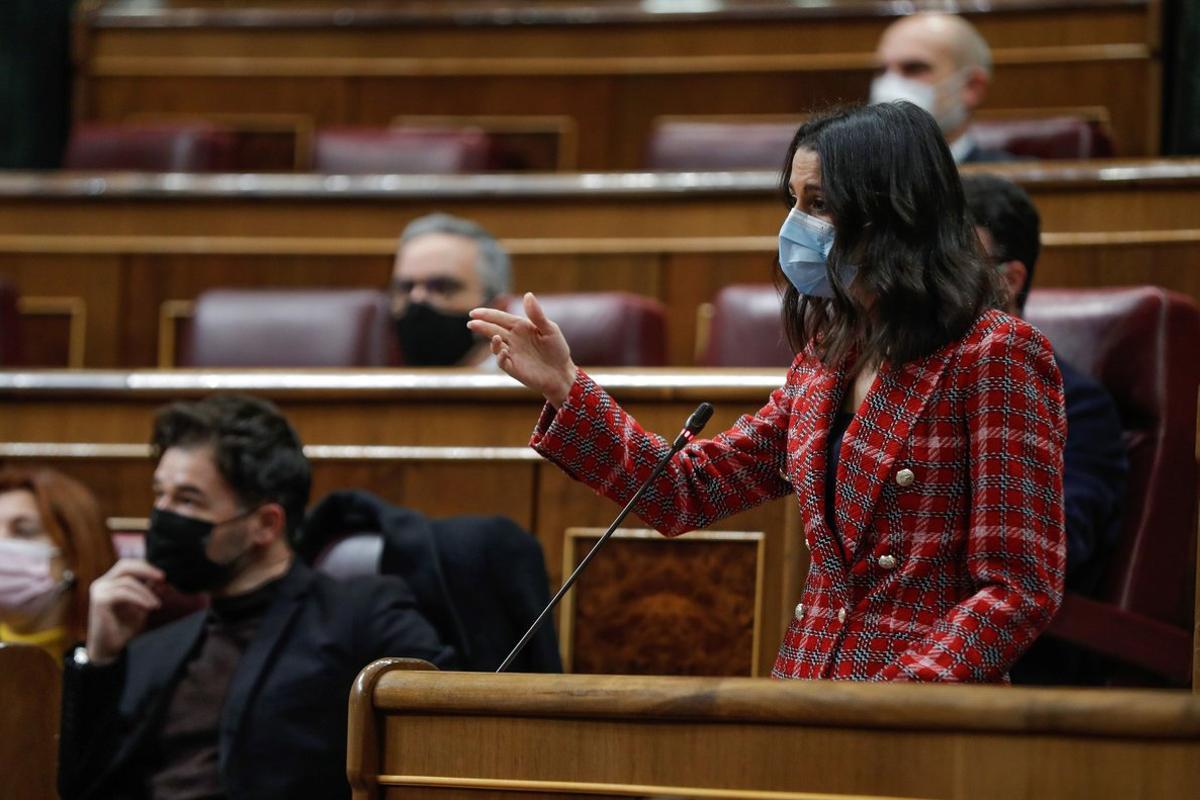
left=497, top=403, right=713, bottom=673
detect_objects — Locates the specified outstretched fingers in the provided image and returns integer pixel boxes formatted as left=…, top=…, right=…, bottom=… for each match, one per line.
left=466, top=318, right=511, bottom=340
left=523, top=292, right=552, bottom=332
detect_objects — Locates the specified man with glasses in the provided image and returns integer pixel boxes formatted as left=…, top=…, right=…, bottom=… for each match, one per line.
left=390, top=213, right=512, bottom=367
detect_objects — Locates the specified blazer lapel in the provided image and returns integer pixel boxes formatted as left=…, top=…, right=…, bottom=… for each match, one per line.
left=833, top=347, right=953, bottom=561
left=106, top=611, right=207, bottom=778
left=217, top=561, right=313, bottom=775
left=790, top=359, right=853, bottom=604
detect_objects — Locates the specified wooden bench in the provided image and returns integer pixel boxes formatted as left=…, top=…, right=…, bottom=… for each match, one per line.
left=75, top=0, right=1163, bottom=169
left=0, top=644, right=61, bottom=800
left=346, top=665, right=1200, bottom=800
left=1, top=159, right=1198, bottom=367
left=0, top=368, right=806, bottom=675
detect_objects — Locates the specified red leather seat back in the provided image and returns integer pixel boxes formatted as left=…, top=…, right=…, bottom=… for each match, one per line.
left=645, top=121, right=797, bottom=171
left=0, top=278, right=22, bottom=366
left=970, top=117, right=1116, bottom=160
left=63, top=123, right=237, bottom=172
left=313, top=128, right=491, bottom=174
left=1025, top=287, right=1200, bottom=631
left=507, top=292, right=667, bottom=367
left=700, top=284, right=792, bottom=367
left=183, top=288, right=393, bottom=368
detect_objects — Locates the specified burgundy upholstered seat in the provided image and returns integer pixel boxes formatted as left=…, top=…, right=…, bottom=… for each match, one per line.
left=970, top=116, right=1116, bottom=160
left=182, top=288, right=393, bottom=368
left=699, top=284, right=793, bottom=367
left=1025, top=287, right=1200, bottom=685
left=644, top=120, right=797, bottom=171
left=63, top=123, right=237, bottom=172
left=506, top=292, right=668, bottom=367
left=312, top=128, right=491, bottom=174
left=0, top=278, right=22, bottom=366
left=644, top=115, right=1115, bottom=171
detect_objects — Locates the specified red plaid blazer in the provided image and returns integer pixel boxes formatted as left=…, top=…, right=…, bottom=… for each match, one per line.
left=531, top=309, right=1067, bottom=682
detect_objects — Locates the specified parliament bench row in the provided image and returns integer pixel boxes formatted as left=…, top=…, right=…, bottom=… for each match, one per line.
left=1, top=159, right=1198, bottom=368
left=60, top=113, right=1118, bottom=175
left=75, top=0, right=1163, bottom=168
left=1, top=283, right=1196, bottom=686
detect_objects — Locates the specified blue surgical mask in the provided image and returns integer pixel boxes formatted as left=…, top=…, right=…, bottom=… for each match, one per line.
left=778, top=208, right=853, bottom=298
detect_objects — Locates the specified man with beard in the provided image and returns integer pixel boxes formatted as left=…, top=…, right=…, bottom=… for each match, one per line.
left=59, top=394, right=454, bottom=799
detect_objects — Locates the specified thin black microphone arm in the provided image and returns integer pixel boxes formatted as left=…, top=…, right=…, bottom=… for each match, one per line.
left=496, top=402, right=715, bottom=673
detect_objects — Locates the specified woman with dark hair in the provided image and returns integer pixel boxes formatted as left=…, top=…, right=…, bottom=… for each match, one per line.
left=469, top=102, right=1066, bottom=682
left=0, top=468, right=116, bottom=660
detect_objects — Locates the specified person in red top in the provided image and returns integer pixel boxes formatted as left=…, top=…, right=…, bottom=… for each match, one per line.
left=470, top=102, right=1066, bottom=682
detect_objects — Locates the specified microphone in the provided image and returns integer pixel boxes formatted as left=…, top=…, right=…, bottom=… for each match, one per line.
left=497, top=402, right=715, bottom=673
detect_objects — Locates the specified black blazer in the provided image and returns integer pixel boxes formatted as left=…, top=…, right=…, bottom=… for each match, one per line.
left=59, top=560, right=454, bottom=800
left=301, top=490, right=562, bottom=673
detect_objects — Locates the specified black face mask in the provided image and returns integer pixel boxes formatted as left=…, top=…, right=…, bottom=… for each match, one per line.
left=394, top=302, right=479, bottom=366
left=145, top=507, right=254, bottom=594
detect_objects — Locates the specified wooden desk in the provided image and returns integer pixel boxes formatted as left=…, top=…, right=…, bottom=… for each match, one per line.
left=76, top=0, right=1163, bottom=168
left=1, top=160, right=1198, bottom=367
left=347, top=665, right=1200, bottom=800
left=0, top=644, right=61, bottom=800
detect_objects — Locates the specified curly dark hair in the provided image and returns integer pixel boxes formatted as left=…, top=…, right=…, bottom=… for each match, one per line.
left=777, top=102, right=1003, bottom=367
left=151, top=394, right=311, bottom=539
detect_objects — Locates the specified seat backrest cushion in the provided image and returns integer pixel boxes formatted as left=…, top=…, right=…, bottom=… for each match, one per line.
left=701, top=284, right=792, bottom=367
left=63, top=123, right=237, bottom=172
left=645, top=121, right=797, bottom=171
left=183, top=288, right=392, bottom=368
left=507, top=292, right=668, bottom=367
left=1025, top=287, right=1200, bottom=629
left=970, top=117, right=1116, bottom=160
left=313, top=128, right=491, bottom=174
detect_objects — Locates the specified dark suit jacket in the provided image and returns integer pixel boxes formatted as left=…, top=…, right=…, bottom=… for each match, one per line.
left=1056, top=356, right=1128, bottom=591
left=301, top=490, right=562, bottom=673
left=58, top=560, right=454, bottom=800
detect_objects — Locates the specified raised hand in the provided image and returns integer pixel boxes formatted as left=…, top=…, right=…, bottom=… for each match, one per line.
left=468, top=292, right=578, bottom=407
left=86, top=559, right=164, bottom=665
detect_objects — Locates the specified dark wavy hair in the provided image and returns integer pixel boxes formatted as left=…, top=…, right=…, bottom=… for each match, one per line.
left=777, top=102, right=1002, bottom=367
left=152, top=394, right=311, bottom=540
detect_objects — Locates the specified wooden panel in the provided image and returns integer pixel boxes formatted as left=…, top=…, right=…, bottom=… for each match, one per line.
left=77, top=1, right=1163, bottom=166
left=560, top=529, right=764, bottom=677
left=0, top=163, right=1198, bottom=367
left=348, top=668, right=1200, bottom=800
left=0, top=645, right=60, bottom=800
left=0, top=442, right=793, bottom=678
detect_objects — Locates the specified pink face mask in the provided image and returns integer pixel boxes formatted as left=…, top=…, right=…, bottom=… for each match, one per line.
left=0, top=538, right=70, bottom=620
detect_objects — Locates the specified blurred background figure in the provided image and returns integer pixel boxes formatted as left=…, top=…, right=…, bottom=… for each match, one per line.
left=0, top=468, right=116, bottom=660
left=390, top=213, right=511, bottom=367
left=962, top=173, right=1128, bottom=683
left=872, top=12, right=1012, bottom=164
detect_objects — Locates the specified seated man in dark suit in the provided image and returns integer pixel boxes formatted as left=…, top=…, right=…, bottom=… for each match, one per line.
left=59, top=394, right=455, bottom=800
left=963, top=174, right=1128, bottom=683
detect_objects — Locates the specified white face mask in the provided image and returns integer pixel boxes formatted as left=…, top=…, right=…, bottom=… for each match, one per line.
left=0, top=538, right=70, bottom=622
left=870, top=69, right=969, bottom=135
